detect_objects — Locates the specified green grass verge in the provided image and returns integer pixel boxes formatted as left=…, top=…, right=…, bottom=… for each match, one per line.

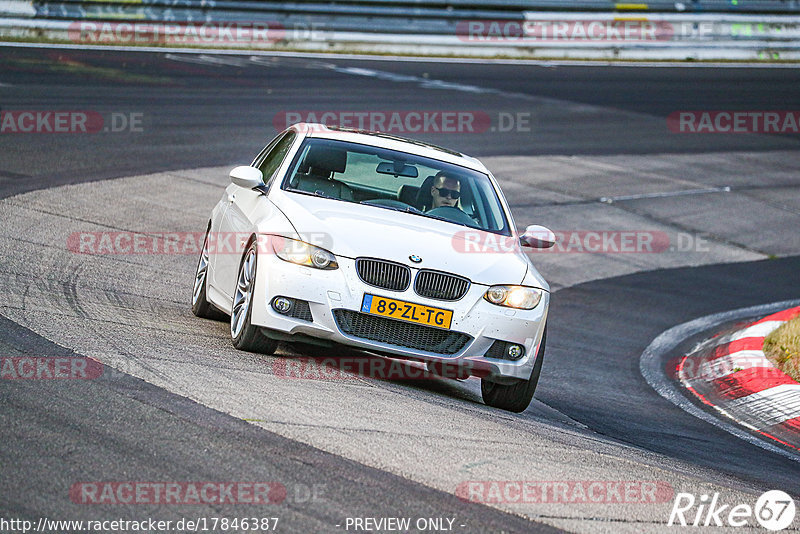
left=764, top=314, right=800, bottom=382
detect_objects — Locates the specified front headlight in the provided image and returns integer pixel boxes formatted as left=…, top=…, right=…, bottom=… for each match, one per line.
left=271, top=237, right=338, bottom=270
left=484, top=285, right=542, bottom=309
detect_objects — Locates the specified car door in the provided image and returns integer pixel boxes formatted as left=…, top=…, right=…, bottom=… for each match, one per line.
left=213, top=131, right=297, bottom=298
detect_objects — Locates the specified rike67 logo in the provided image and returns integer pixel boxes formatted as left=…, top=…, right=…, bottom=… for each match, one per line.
left=668, top=490, right=796, bottom=530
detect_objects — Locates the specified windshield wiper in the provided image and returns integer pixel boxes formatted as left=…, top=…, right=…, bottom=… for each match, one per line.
left=286, top=188, right=340, bottom=201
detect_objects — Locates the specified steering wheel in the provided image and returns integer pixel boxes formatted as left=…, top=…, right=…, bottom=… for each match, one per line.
left=426, top=205, right=476, bottom=226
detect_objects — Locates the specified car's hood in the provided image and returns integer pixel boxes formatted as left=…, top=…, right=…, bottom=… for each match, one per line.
left=268, top=192, right=532, bottom=286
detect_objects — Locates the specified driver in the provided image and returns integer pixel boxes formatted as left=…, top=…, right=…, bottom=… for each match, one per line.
left=429, top=171, right=461, bottom=210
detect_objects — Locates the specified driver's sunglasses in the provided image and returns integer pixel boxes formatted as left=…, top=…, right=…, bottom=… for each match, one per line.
left=434, top=187, right=461, bottom=200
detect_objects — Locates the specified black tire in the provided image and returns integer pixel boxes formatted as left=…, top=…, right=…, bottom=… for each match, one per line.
left=191, top=228, right=226, bottom=320
left=481, top=329, right=546, bottom=413
left=230, top=239, right=278, bottom=355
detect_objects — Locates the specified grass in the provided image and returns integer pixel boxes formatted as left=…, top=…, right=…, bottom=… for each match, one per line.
left=763, top=315, right=800, bottom=382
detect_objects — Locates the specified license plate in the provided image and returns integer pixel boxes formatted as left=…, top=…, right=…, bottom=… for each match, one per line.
left=361, top=294, right=453, bottom=329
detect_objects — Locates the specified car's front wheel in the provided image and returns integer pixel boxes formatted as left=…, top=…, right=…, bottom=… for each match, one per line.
left=481, top=329, right=546, bottom=413
left=230, top=240, right=278, bottom=355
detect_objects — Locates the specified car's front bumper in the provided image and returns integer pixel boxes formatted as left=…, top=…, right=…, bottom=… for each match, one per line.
left=250, top=253, right=548, bottom=382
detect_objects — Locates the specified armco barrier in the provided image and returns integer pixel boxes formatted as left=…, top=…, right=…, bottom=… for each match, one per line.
left=0, top=0, right=799, bottom=59
left=14, top=0, right=800, bottom=20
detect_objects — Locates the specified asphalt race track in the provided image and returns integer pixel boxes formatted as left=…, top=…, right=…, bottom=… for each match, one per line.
left=1, top=45, right=800, bottom=533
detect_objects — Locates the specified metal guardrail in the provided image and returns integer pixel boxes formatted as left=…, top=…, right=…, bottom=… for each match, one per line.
left=1, top=0, right=799, bottom=60
left=5, top=0, right=798, bottom=35
left=11, top=0, right=800, bottom=27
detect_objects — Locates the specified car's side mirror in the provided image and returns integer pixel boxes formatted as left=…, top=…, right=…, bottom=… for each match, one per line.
left=229, top=166, right=264, bottom=189
left=520, top=225, right=556, bottom=249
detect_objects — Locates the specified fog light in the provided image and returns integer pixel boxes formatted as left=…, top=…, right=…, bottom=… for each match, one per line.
left=272, top=297, right=293, bottom=314
left=507, top=344, right=524, bottom=360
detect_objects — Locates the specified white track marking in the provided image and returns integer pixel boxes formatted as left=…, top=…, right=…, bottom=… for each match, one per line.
left=599, top=186, right=730, bottom=203
left=164, top=53, right=250, bottom=67
left=328, top=65, right=508, bottom=96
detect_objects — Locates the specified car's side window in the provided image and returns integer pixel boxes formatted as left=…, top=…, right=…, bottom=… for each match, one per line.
left=252, top=133, right=282, bottom=167
left=258, top=132, right=296, bottom=186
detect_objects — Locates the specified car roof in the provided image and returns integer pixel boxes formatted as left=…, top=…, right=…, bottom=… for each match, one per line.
left=289, top=123, right=488, bottom=173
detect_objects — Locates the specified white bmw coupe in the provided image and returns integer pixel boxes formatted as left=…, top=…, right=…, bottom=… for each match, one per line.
left=192, top=123, right=555, bottom=412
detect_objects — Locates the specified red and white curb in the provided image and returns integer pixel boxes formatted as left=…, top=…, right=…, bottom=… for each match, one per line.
left=679, top=306, right=800, bottom=451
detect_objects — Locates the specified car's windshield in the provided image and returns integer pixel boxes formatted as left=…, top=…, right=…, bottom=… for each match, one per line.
left=281, top=137, right=510, bottom=235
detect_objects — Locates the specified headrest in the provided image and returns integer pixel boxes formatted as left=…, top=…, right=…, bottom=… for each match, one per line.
left=415, top=175, right=436, bottom=210
left=302, top=145, right=347, bottom=174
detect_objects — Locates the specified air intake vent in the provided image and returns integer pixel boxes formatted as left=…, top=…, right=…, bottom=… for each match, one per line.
left=355, top=258, right=411, bottom=291
left=414, top=270, right=470, bottom=301
left=333, top=310, right=471, bottom=355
